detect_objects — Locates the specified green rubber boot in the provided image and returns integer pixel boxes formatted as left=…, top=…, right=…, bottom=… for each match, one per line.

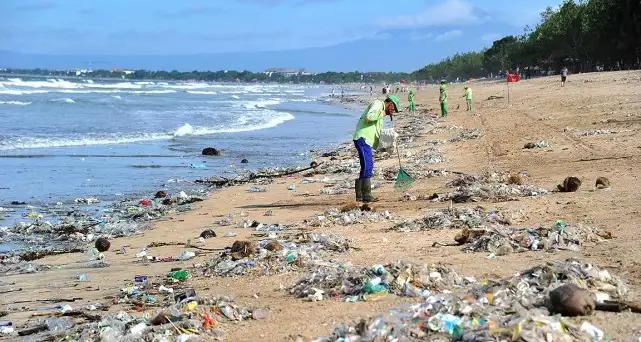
left=355, top=179, right=363, bottom=202
left=361, top=178, right=379, bottom=203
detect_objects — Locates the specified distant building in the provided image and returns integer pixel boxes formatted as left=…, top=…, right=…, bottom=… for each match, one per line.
left=75, top=69, right=93, bottom=76
left=264, top=68, right=313, bottom=77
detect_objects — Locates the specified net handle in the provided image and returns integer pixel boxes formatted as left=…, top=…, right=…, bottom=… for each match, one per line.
left=390, top=115, right=402, bottom=170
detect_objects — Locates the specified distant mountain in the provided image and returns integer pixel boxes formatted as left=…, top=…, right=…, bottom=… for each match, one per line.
left=0, top=32, right=475, bottom=72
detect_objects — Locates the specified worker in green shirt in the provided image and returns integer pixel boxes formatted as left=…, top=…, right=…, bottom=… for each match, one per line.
left=462, top=86, right=472, bottom=111
left=439, top=80, right=448, bottom=117
left=353, top=95, right=400, bottom=202
left=407, top=89, right=415, bottom=113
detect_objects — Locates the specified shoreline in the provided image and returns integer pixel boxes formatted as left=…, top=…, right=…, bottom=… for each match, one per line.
left=1, top=70, right=641, bottom=341
left=0, top=95, right=359, bottom=258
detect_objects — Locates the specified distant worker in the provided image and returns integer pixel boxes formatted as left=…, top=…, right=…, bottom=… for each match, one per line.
left=462, top=86, right=472, bottom=111
left=352, top=95, right=400, bottom=202
left=439, top=80, right=448, bottom=117
left=561, top=66, right=568, bottom=87
left=408, top=89, right=415, bottom=113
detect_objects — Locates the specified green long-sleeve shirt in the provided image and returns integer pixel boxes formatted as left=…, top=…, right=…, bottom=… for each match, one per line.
left=353, top=99, right=385, bottom=148
left=463, top=88, right=472, bottom=100
left=439, top=84, right=448, bottom=102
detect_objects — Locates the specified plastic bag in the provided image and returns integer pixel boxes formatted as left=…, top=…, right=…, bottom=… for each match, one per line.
left=378, top=128, right=397, bottom=151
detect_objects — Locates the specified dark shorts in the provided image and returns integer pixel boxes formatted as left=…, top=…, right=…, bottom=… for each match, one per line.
left=561, top=76, right=567, bottom=82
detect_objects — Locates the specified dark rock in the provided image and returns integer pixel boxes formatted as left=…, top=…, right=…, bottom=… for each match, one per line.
left=95, top=237, right=111, bottom=252
left=595, top=176, right=610, bottom=189
left=10, top=201, right=26, bottom=205
left=240, top=159, right=249, bottom=164
left=549, top=284, right=595, bottom=316
left=202, top=147, right=221, bottom=156
left=154, top=191, right=167, bottom=198
left=199, top=229, right=217, bottom=239
left=557, top=177, right=582, bottom=192
left=523, top=142, right=536, bottom=149
left=428, top=193, right=439, bottom=200
left=162, top=198, right=174, bottom=206
left=321, top=151, right=338, bottom=158
left=310, top=161, right=319, bottom=168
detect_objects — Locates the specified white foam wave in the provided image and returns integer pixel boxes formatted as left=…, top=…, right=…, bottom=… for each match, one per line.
left=0, top=112, right=295, bottom=150
left=50, top=98, right=76, bottom=103
left=187, top=90, right=218, bottom=95
left=173, top=123, right=194, bottom=137
left=242, top=99, right=282, bottom=109
left=0, top=100, right=32, bottom=106
left=1, top=78, right=82, bottom=89
left=111, top=95, right=122, bottom=99
left=231, top=95, right=240, bottom=99
left=0, top=89, right=48, bottom=95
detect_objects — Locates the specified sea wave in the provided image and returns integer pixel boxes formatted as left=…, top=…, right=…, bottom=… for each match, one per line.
left=187, top=90, right=218, bottom=95
left=0, top=112, right=295, bottom=150
left=0, top=100, right=32, bottom=106
left=50, top=98, right=76, bottom=103
left=241, top=99, right=282, bottom=109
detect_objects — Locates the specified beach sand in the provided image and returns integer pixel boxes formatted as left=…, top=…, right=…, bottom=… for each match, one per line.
left=2, top=70, right=641, bottom=340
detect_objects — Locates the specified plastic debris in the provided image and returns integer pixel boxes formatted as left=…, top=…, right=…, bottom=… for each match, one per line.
left=290, top=261, right=467, bottom=302
left=317, top=259, right=626, bottom=342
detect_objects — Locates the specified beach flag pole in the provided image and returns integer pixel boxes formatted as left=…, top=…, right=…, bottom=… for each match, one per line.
left=507, top=79, right=510, bottom=105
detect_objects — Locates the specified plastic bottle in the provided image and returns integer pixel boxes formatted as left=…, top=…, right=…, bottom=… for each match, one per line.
left=168, top=270, right=189, bottom=281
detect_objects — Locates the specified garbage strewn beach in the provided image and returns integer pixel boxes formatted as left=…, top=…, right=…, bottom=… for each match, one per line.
left=2, top=70, right=641, bottom=341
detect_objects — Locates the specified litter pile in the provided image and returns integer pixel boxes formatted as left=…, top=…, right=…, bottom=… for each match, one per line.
left=391, top=207, right=512, bottom=233
left=449, top=128, right=484, bottom=142
left=50, top=295, right=263, bottom=341
left=317, top=259, right=628, bottom=341
left=204, top=232, right=351, bottom=277
left=0, top=190, right=207, bottom=263
left=305, top=208, right=392, bottom=227
left=459, top=219, right=609, bottom=255
left=383, top=166, right=446, bottom=181
left=524, top=140, right=551, bottom=149
left=438, top=172, right=548, bottom=202
left=406, top=150, right=445, bottom=166
left=290, top=261, right=468, bottom=302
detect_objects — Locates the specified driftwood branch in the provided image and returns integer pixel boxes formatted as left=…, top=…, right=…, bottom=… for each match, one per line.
left=196, top=162, right=324, bottom=187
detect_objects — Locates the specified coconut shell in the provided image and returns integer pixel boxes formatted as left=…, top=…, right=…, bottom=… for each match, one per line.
left=549, top=283, right=595, bottom=316
left=94, top=237, right=111, bottom=252
left=264, top=240, right=283, bottom=252
left=230, top=240, right=256, bottom=260
left=557, top=176, right=581, bottom=192
left=595, top=176, right=610, bottom=189
left=199, top=229, right=217, bottom=239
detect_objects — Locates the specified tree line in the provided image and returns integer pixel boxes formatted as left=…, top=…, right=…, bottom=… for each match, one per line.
left=413, top=0, right=641, bottom=81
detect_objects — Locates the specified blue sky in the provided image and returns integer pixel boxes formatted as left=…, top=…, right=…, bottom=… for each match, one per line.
left=0, top=0, right=563, bottom=71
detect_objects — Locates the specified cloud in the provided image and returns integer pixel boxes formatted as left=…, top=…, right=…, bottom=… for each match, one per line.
left=409, top=32, right=434, bottom=41
left=383, top=0, right=489, bottom=28
left=434, top=30, right=463, bottom=42
left=481, top=32, right=501, bottom=42
left=14, top=0, right=54, bottom=11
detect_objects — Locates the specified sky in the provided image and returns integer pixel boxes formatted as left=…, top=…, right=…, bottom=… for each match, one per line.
left=0, top=0, right=563, bottom=72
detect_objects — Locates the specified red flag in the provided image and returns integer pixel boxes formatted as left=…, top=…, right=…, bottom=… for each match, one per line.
left=507, top=73, right=520, bottom=83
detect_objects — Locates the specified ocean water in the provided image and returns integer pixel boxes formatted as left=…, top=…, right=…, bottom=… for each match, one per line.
left=0, top=77, right=358, bottom=220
